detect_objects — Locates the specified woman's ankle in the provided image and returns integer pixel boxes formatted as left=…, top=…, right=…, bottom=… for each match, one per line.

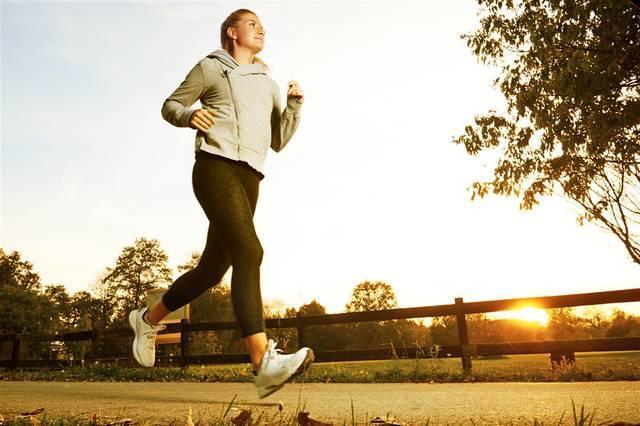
left=142, top=308, right=159, bottom=326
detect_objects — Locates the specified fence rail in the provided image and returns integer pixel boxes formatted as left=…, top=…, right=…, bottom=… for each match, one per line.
left=2, top=288, right=639, bottom=373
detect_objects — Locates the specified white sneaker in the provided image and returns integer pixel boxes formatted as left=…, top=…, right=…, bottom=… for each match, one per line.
left=128, top=307, right=166, bottom=367
left=253, top=339, right=315, bottom=399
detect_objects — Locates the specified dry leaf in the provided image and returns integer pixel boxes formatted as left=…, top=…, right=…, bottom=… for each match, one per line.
left=231, top=409, right=251, bottom=426
left=298, top=411, right=332, bottom=426
left=19, top=409, right=44, bottom=416
left=107, top=418, right=134, bottom=426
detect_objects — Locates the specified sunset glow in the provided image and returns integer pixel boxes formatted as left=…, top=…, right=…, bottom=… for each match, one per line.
left=489, top=307, right=550, bottom=327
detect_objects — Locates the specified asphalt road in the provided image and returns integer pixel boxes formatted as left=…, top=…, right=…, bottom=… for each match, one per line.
left=1, top=381, right=639, bottom=424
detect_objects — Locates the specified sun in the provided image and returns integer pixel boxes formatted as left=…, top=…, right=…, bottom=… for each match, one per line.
left=509, top=307, right=549, bottom=326
left=488, top=306, right=549, bottom=326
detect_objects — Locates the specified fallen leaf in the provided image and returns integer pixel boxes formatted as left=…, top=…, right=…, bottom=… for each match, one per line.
left=107, top=418, right=135, bottom=426
left=298, top=411, right=332, bottom=426
left=231, top=410, right=251, bottom=426
left=370, top=416, right=402, bottom=425
left=14, top=415, right=40, bottom=425
left=19, top=408, right=44, bottom=416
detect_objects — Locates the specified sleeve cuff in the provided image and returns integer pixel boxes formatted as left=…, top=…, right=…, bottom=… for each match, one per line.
left=286, top=97, right=303, bottom=118
left=182, top=108, right=198, bottom=128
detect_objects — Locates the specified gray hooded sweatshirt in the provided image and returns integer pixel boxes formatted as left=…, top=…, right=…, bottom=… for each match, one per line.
left=161, top=49, right=302, bottom=175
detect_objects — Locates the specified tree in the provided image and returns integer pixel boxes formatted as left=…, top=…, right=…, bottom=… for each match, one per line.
left=176, top=251, right=235, bottom=355
left=298, top=299, right=327, bottom=316
left=0, top=249, right=59, bottom=360
left=0, top=249, right=57, bottom=334
left=296, top=299, right=345, bottom=351
left=345, top=280, right=399, bottom=312
left=344, top=281, right=413, bottom=350
left=60, top=290, right=107, bottom=361
left=0, top=248, right=41, bottom=291
left=429, top=315, right=459, bottom=346
left=263, top=301, right=298, bottom=352
left=605, top=308, right=640, bottom=337
left=86, top=271, right=122, bottom=358
left=545, top=307, right=586, bottom=340
left=89, top=270, right=119, bottom=329
left=43, top=284, right=72, bottom=330
left=103, top=237, right=173, bottom=318
left=452, top=0, right=640, bottom=263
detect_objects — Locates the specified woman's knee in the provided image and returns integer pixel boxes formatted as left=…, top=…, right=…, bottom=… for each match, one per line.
left=230, top=238, right=264, bottom=266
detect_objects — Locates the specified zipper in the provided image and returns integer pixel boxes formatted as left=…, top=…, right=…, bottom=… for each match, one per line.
left=223, top=69, right=241, bottom=154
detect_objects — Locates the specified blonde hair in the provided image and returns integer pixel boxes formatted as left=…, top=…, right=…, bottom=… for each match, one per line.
left=220, top=8, right=270, bottom=73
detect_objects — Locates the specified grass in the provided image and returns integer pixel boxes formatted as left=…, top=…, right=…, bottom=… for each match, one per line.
left=2, top=350, right=639, bottom=383
left=1, top=396, right=634, bottom=425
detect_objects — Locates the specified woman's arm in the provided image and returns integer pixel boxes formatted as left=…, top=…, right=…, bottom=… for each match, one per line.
left=161, top=62, right=205, bottom=128
left=271, top=82, right=303, bottom=152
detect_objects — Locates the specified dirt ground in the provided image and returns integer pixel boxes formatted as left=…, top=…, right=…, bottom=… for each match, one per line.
left=1, top=381, right=639, bottom=424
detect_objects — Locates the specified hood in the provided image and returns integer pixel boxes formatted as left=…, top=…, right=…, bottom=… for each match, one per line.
left=207, top=48, right=268, bottom=73
left=207, top=48, right=239, bottom=69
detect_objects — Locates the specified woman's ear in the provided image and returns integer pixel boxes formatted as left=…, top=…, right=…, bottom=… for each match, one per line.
left=226, top=26, right=236, bottom=41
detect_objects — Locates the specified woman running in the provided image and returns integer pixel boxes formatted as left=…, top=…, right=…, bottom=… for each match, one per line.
left=128, top=8, right=314, bottom=399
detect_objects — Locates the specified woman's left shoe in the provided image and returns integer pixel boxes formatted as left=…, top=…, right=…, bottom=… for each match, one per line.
left=253, top=339, right=315, bottom=399
left=128, top=307, right=166, bottom=367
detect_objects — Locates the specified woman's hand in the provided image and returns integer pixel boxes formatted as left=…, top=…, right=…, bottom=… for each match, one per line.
left=287, top=80, right=304, bottom=104
left=189, top=108, right=216, bottom=132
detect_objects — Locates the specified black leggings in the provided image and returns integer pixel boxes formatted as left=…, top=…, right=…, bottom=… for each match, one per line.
left=162, top=150, right=266, bottom=338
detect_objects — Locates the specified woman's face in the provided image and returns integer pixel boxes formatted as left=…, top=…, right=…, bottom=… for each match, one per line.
left=231, top=14, right=266, bottom=53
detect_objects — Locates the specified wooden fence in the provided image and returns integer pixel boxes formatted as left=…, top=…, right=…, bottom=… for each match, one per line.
left=1, top=288, right=639, bottom=374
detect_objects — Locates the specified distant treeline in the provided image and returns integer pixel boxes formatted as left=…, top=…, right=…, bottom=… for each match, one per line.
left=1, top=239, right=639, bottom=362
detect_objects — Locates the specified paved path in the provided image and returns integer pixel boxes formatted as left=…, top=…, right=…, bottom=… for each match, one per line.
left=1, top=381, right=639, bottom=424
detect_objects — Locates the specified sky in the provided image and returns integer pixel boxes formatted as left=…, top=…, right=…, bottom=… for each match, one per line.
left=2, top=0, right=639, bottom=321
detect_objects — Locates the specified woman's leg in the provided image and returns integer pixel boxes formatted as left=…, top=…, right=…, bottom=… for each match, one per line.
left=154, top=153, right=269, bottom=366
left=145, top=222, right=232, bottom=325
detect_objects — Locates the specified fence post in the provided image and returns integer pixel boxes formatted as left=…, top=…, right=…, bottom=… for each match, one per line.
left=10, top=329, right=22, bottom=370
left=454, top=297, right=473, bottom=375
left=296, top=312, right=306, bottom=349
left=180, top=318, right=189, bottom=368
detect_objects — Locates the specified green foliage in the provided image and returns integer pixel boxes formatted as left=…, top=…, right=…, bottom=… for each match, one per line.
left=345, top=280, right=399, bottom=312
left=103, top=237, right=173, bottom=319
left=0, top=249, right=57, bottom=335
left=453, top=0, right=640, bottom=262
left=605, top=308, right=640, bottom=337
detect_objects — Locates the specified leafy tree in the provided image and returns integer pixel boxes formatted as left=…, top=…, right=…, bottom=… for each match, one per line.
left=452, top=0, right=640, bottom=262
left=103, top=237, right=173, bottom=318
left=579, top=306, right=609, bottom=337
left=263, top=301, right=298, bottom=352
left=0, top=249, right=57, bottom=334
left=545, top=307, right=589, bottom=340
left=43, top=284, right=72, bottom=329
left=345, top=280, right=399, bottom=312
left=84, top=269, right=130, bottom=358
left=176, top=251, right=235, bottom=355
left=344, top=281, right=429, bottom=351
left=295, top=299, right=348, bottom=351
left=605, top=308, right=640, bottom=337
left=298, top=299, right=327, bottom=316
left=89, top=270, right=119, bottom=329
left=429, top=315, right=459, bottom=346
left=0, top=249, right=58, bottom=359
left=57, top=290, right=101, bottom=361
left=0, top=248, right=41, bottom=291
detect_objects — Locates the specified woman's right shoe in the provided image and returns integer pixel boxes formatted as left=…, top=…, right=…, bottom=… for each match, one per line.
left=128, top=307, right=166, bottom=367
left=253, top=339, right=315, bottom=399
